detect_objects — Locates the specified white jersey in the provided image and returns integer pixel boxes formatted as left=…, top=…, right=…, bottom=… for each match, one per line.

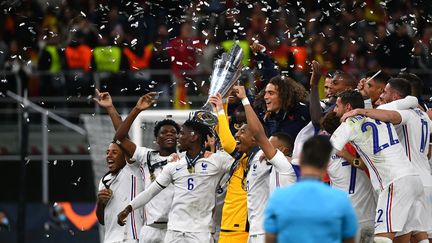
left=155, top=151, right=234, bottom=233
left=98, top=162, right=144, bottom=243
left=291, top=122, right=316, bottom=166
left=246, top=149, right=294, bottom=235
left=132, top=146, right=174, bottom=225
left=331, top=115, right=418, bottom=191
left=269, top=157, right=297, bottom=192
left=385, top=108, right=432, bottom=187
left=327, top=153, right=376, bottom=224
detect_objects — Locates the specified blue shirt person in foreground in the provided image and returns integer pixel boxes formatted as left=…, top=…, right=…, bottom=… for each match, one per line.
left=264, top=135, right=358, bottom=243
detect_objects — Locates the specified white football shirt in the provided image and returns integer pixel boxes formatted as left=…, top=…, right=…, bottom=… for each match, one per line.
left=246, top=149, right=294, bottom=235
left=327, top=153, right=376, bottom=224
left=153, top=151, right=234, bottom=232
left=98, top=162, right=144, bottom=243
left=331, top=115, right=418, bottom=191
left=389, top=108, right=432, bottom=187
left=132, top=146, right=174, bottom=225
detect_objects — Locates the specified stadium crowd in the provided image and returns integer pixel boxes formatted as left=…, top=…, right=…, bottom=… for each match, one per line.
left=0, top=0, right=432, bottom=101
left=2, top=1, right=432, bottom=243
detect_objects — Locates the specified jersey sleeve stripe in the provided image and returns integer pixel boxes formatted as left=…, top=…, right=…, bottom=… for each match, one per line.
left=354, top=143, right=384, bottom=190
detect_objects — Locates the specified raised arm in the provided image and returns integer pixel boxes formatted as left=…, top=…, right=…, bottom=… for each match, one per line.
left=309, top=60, right=324, bottom=126
left=233, top=85, right=277, bottom=159
left=341, top=108, right=401, bottom=125
left=94, top=89, right=122, bottom=130
left=208, top=93, right=246, bottom=160
left=251, top=43, right=279, bottom=85
left=377, top=95, right=418, bottom=110
left=113, top=92, right=157, bottom=158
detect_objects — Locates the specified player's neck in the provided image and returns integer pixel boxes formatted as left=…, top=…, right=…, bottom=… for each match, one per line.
left=159, top=148, right=176, bottom=157
left=186, top=145, right=202, bottom=159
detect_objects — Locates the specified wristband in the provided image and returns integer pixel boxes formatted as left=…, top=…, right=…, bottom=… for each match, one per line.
left=241, top=97, right=250, bottom=106
left=217, top=109, right=225, bottom=115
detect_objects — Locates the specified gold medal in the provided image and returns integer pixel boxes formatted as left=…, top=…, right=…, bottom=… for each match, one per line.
left=188, top=166, right=195, bottom=174
left=150, top=173, right=156, bottom=182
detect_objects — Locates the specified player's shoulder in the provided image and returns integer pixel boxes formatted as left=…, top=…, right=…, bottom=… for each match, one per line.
left=346, top=115, right=366, bottom=124
left=162, top=160, right=183, bottom=171
left=207, top=150, right=232, bottom=161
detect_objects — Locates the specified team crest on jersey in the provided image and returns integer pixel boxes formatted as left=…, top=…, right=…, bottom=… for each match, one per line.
left=252, top=163, right=257, bottom=171
left=201, top=163, right=207, bottom=171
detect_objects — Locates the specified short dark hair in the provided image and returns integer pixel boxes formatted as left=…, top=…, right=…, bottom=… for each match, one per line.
left=183, top=119, right=212, bottom=145
left=338, top=90, right=365, bottom=109
left=301, top=135, right=333, bottom=169
left=388, top=78, right=411, bottom=98
left=272, top=132, right=294, bottom=154
left=397, top=73, right=423, bottom=97
left=320, top=111, right=341, bottom=135
left=154, top=119, right=180, bottom=137
left=365, top=71, right=391, bottom=85
left=334, top=71, right=357, bottom=89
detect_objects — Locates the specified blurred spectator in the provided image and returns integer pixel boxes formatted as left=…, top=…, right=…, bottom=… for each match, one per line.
left=167, top=20, right=204, bottom=109
left=376, top=20, right=414, bottom=70
left=38, top=32, right=64, bottom=97
left=0, top=211, right=10, bottom=231
left=150, top=24, right=172, bottom=106
left=63, top=31, right=93, bottom=96
left=0, top=0, right=431, bottom=101
left=91, top=33, right=129, bottom=96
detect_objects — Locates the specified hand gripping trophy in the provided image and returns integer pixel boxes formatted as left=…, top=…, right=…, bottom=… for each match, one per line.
left=190, top=44, right=243, bottom=126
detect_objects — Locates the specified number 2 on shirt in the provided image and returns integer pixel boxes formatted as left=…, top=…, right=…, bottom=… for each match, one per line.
left=361, top=120, right=399, bottom=154
left=187, top=178, right=194, bottom=190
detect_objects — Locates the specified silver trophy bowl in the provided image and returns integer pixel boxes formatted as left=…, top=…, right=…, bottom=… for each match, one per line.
left=191, top=44, right=244, bottom=127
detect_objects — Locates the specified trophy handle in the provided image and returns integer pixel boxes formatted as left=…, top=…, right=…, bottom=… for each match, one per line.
left=190, top=110, right=218, bottom=127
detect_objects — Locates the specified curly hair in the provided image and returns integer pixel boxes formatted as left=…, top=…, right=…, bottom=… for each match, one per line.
left=183, top=119, right=212, bottom=146
left=154, top=119, right=180, bottom=138
left=268, top=76, right=308, bottom=111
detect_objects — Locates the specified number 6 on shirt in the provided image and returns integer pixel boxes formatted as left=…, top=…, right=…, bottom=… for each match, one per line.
left=187, top=178, right=194, bottom=190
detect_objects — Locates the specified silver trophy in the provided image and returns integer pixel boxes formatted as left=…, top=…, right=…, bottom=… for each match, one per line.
left=191, top=44, right=244, bottom=126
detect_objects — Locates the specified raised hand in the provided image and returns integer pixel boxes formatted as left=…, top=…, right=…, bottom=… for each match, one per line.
left=340, top=109, right=362, bottom=122
left=94, top=89, right=113, bottom=108
left=232, top=85, right=247, bottom=100
left=310, top=60, right=322, bottom=87
left=208, top=93, right=224, bottom=112
left=136, top=92, right=158, bottom=111
left=117, top=205, right=132, bottom=226
left=357, top=78, right=368, bottom=97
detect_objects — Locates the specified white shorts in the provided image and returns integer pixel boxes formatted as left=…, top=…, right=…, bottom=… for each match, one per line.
left=423, top=186, right=432, bottom=238
left=247, top=233, right=265, bottom=243
left=374, top=175, right=425, bottom=234
left=140, top=225, right=167, bottom=243
left=164, top=230, right=214, bottom=243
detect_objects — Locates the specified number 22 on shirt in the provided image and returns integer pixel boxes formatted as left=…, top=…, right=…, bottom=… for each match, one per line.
left=361, top=120, right=399, bottom=155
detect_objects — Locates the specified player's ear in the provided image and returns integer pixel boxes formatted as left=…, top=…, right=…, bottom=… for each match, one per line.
left=346, top=103, right=353, bottom=112
left=190, top=132, right=198, bottom=143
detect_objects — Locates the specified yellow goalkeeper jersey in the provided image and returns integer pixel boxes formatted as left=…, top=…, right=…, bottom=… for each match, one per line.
left=216, top=107, right=249, bottom=236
